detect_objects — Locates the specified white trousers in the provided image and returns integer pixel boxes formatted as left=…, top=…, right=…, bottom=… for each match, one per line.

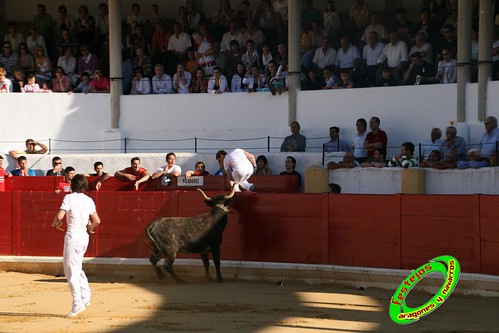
left=63, top=233, right=90, bottom=311
left=231, top=164, right=254, bottom=191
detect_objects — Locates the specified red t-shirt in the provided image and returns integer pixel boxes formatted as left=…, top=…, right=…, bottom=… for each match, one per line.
left=365, top=129, right=388, bottom=157
left=57, top=181, right=72, bottom=193
left=123, top=167, right=148, bottom=180
left=0, top=167, right=6, bottom=192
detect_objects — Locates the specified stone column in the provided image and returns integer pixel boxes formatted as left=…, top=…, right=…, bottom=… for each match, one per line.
left=478, top=0, right=495, bottom=122
left=109, top=0, right=123, bottom=129
left=287, top=0, right=301, bottom=125
left=456, top=0, right=472, bottom=123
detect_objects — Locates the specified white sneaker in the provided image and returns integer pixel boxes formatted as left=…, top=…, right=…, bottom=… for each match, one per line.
left=67, top=305, right=86, bottom=317
left=84, top=300, right=91, bottom=307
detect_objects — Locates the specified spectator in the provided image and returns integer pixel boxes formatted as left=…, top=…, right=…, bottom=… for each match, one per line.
left=332, top=69, right=354, bottom=89
left=96, top=3, right=110, bottom=44
left=352, top=118, right=369, bottom=163
left=261, top=42, right=274, bottom=70
left=361, top=148, right=387, bottom=167
left=328, top=183, right=342, bottom=193
left=21, top=73, right=40, bottom=93
left=26, top=23, right=47, bottom=56
left=167, top=21, right=192, bottom=73
left=128, top=23, right=150, bottom=58
left=323, top=1, right=341, bottom=49
left=254, top=155, right=273, bottom=175
left=187, top=0, right=206, bottom=33
left=280, top=155, right=302, bottom=186
left=422, top=128, right=444, bottom=159
left=415, top=9, right=440, bottom=45
left=240, top=18, right=265, bottom=50
left=436, top=46, right=457, bottom=83
left=410, top=32, right=433, bottom=65
left=211, top=0, right=236, bottom=41
left=388, top=142, right=419, bottom=168
left=32, top=4, right=53, bottom=53
left=9, top=139, right=48, bottom=160
left=17, top=42, right=35, bottom=76
left=243, top=63, right=266, bottom=92
left=185, top=49, right=199, bottom=75
left=349, top=0, right=370, bottom=43
left=173, top=63, right=191, bottom=94
left=403, top=51, right=435, bottom=85
left=301, top=67, right=324, bottom=91
left=274, top=0, right=289, bottom=42
left=312, top=36, right=337, bottom=71
left=327, top=151, right=358, bottom=169
left=230, top=61, right=248, bottom=92
left=219, top=148, right=256, bottom=192
left=441, top=126, right=467, bottom=161
left=438, top=151, right=457, bottom=169
left=480, top=116, right=499, bottom=157
left=361, top=12, right=388, bottom=45
left=235, top=1, right=252, bottom=30
left=489, top=151, right=497, bottom=167
left=10, top=156, right=36, bottom=176
left=208, top=67, right=229, bottom=94
left=192, top=31, right=215, bottom=76
left=267, top=61, right=287, bottom=95
left=322, top=66, right=339, bottom=89
left=226, top=40, right=243, bottom=77
left=335, top=36, right=361, bottom=72
left=130, top=67, right=151, bottom=95
left=4, top=22, right=25, bottom=52
left=440, top=2, right=458, bottom=35
left=151, top=64, right=173, bottom=94
left=57, top=47, right=77, bottom=86
left=46, top=156, right=65, bottom=176
left=33, top=46, right=51, bottom=84
left=52, top=67, right=72, bottom=93
left=55, top=166, right=76, bottom=193
left=221, top=21, right=243, bottom=54
left=241, top=39, right=261, bottom=73
left=11, top=69, right=24, bottom=92
left=0, top=156, right=5, bottom=180
left=190, top=68, right=208, bottom=93
left=149, top=4, right=167, bottom=30
left=253, top=0, right=278, bottom=49
left=56, top=28, right=78, bottom=58
left=420, top=149, right=443, bottom=168
left=376, top=67, right=398, bottom=86
left=133, top=47, right=152, bottom=78
left=151, top=152, right=182, bottom=185
left=0, top=67, right=12, bottom=93
left=77, top=44, right=100, bottom=79
left=151, top=23, right=170, bottom=67
left=114, top=157, right=150, bottom=191
left=214, top=150, right=227, bottom=176
left=434, top=24, right=457, bottom=64
left=275, top=43, right=288, bottom=67
left=325, top=126, right=350, bottom=152
left=361, top=31, right=384, bottom=87
left=457, top=149, right=489, bottom=169
left=40, top=80, right=52, bottom=93
left=185, top=161, right=210, bottom=178
left=377, top=31, right=408, bottom=83
left=1, top=41, right=19, bottom=80
left=392, top=8, right=415, bottom=44
left=88, top=161, right=110, bottom=191
left=72, top=72, right=91, bottom=93
left=177, top=6, right=189, bottom=34
left=364, top=116, right=388, bottom=160
left=281, top=121, right=306, bottom=152
left=126, top=3, right=147, bottom=37
left=75, top=5, right=96, bottom=47
left=89, top=69, right=110, bottom=93
left=301, top=0, right=322, bottom=27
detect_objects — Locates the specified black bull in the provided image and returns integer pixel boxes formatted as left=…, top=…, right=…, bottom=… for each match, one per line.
left=146, top=186, right=236, bottom=283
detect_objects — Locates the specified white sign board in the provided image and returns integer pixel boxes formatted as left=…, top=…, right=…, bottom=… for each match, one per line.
left=177, top=176, right=204, bottom=187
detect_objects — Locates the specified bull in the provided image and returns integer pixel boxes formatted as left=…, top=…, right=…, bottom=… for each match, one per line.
left=146, top=186, right=236, bottom=283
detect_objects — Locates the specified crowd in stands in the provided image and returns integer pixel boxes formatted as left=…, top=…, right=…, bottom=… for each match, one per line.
left=2, top=0, right=499, bottom=95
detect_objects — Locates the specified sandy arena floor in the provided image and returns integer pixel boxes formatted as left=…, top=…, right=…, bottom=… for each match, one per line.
left=0, top=270, right=498, bottom=333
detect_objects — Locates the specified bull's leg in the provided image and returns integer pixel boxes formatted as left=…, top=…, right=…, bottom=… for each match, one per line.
left=201, top=252, right=211, bottom=281
left=163, top=253, right=184, bottom=283
left=149, top=254, right=164, bottom=279
left=211, top=246, right=224, bottom=283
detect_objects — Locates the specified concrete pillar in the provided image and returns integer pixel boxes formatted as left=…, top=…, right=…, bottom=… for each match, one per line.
left=478, top=0, right=495, bottom=122
left=401, top=169, right=426, bottom=194
left=109, top=0, right=123, bottom=129
left=456, top=0, right=472, bottom=123
left=304, top=165, right=329, bottom=193
left=287, top=0, right=301, bottom=124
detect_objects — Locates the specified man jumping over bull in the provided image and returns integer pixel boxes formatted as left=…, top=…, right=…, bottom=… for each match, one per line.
left=216, top=149, right=256, bottom=192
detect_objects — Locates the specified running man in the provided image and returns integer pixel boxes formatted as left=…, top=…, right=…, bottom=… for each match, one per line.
left=216, top=148, right=256, bottom=192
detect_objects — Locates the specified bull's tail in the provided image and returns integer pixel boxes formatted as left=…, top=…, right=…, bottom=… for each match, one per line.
left=146, top=222, right=162, bottom=254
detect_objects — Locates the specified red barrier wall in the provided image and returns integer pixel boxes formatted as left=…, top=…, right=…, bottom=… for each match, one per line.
left=1, top=187, right=498, bottom=276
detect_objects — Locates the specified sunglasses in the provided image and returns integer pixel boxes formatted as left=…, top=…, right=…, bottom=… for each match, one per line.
left=54, top=162, right=62, bottom=165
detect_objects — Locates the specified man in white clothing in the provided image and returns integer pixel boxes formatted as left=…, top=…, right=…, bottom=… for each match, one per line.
left=312, top=36, right=337, bottom=70
left=151, top=64, right=173, bottom=94
left=216, top=149, right=256, bottom=192
left=52, top=174, right=101, bottom=317
left=421, top=128, right=443, bottom=159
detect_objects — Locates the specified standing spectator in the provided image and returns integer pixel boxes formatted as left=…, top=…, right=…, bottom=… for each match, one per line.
left=441, top=126, right=467, bottom=161
left=480, top=116, right=499, bottom=157
left=281, top=121, right=306, bottom=152
left=436, top=46, right=457, bottom=83
left=75, top=5, right=96, bottom=48
left=392, top=8, right=415, bottom=45
left=421, top=128, right=444, bottom=159
left=10, top=156, right=36, bottom=176
left=254, top=155, right=273, bottom=175
left=114, top=157, right=150, bottom=191
left=364, top=117, right=388, bottom=160
left=151, top=64, right=173, bottom=94
left=46, top=156, right=65, bottom=176
left=187, top=0, right=206, bottom=33
left=52, top=67, right=72, bottom=93
left=54, top=5, right=76, bottom=35
left=280, top=156, right=302, bottom=187
left=173, top=63, right=191, bottom=94
left=4, top=22, right=25, bottom=52
left=130, top=67, right=151, bottom=95
left=325, top=127, right=350, bottom=152
left=323, top=1, right=341, bottom=49
left=89, top=69, right=110, bottom=93
left=51, top=174, right=101, bottom=318
left=219, top=148, right=256, bottom=192
left=377, top=31, right=408, bottom=83
left=0, top=67, right=12, bottom=93
left=388, top=142, right=419, bottom=168
left=9, top=139, right=48, bottom=160
left=151, top=152, right=182, bottom=183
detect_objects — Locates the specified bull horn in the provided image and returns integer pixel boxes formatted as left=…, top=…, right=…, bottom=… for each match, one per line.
left=197, top=188, right=211, bottom=200
left=224, top=184, right=237, bottom=199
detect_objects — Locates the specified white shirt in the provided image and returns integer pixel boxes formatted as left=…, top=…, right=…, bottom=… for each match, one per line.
left=378, top=41, right=408, bottom=68
left=221, top=31, right=243, bottom=53
left=152, top=74, right=173, bottom=94
left=361, top=23, right=388, bottom=42
left=410, top=43, right=433, bottom=65
left=312, top=47, right=337, bottom=69
left=223, top=149, right=253, bottom=175
left=173, top=71, right=192, bottom=94
left=335, top=45, right=360, bottom=69
left=437, top=59, right=457, bottom=84
left=352, top=132, right=368, bottom=158
left=421, top=139, right=443, bottom=159
left=363, top=42, right=384, bottom=66
left=167, top=32, right=192, bottom=54
left=230, top=74, right=247, bottom=92
left=208, top=75, right=229, bottom=94
left=132, top=77, right=151, bottom=94
left=156, top=164, right=182, bottom=174
left=60, top=192, right=96, bottom=237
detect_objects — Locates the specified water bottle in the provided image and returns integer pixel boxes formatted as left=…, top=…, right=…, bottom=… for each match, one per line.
left=415, top=75, right=421, bottom=85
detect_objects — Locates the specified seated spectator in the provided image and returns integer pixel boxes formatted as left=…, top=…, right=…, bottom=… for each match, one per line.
left=133, top=47, right=153, bottom=78
left=129, top=24, right=150, bottom=59
left=361, top=31, right=384, bottom=87
left=0, top=156, right=5, bottom=179
left=301, top=67, right=324, bottom=91
left=480, top=116, right=499, bottom=157
left=361, top=12, right=388, bottom=45
left=312, top=36, right=337, bottom=71
left=57, top=47, right=77, bottom=86
left=266, top=61, right=287, bottom=95
left=489, top=151, right=497, bottom=167
left=9, top=139, right=48, bottom=160
left=281, top=121, right=306, bottom=152
left=185, top=161, right=210, bottom=178
left=11, top=69, right=24, bottom=92
left=4, top=22, right=25, bottom=52
left=0, top=41, right=18, bottom=80
left=88, top=161, right=110, bottom=190
left=151, top=153, right=182, bottom=185
left=240, top=19, right=265, bottom=51
left=33, top=46, right=52, bottom=84
left=52, top=67, right=72, bottom=93
left=40, top=81, right=53, bottom=93
left=226, top=40, right=243, bottom=78
left=130, top=67, right=151, bottom=95
left=410, top=32, right=433, bottom=65
left=436, top=46, right=457, bottom=83
left=151, top=22, right=170, bottom=67
left=422, top=127, right=444, bottom=159
left=190, top=68, right=208, bottom=93
left=328, top=183, right=342, bottom=193
left=376, top=67, right=398, bottom=86
left=388, top=142, right=419, bottom=168
left=185, top=49, right=199, bottom=75
left=46, top=156, right=65, bottom=176
left=21, top=74, right=40, bottom=93
left=335, top=36, right=361, bottom=72
left=437, top=152, right=457, bottom=170
left=419, top=149, right=443, bottom=168
left=323, top=1, right=341, bottom=48
left=72, top=72, right=91, bottom=93
left=415, top=9, right=440, bottom=45
left=280, top=156, right=301, bottom=186
left=90, top=69, right=110, bottom=93
left=17, top=42, right=35, bottom=76
left=325, top=126, right=350, bottom=152
left=192, top=31, right=215, bottom=76
left=230, top=61, right=248, bottom=92
left=25, top=23, right=47, bottom=56
left=332, top=69, right=354, bottom=89
left=214, top=150, right=227, bottom=176
left=151, top=64, right=173, bottom=94
left=0, top=67, right=12, bottom=92
left=114, top=157, right=150, bottom=191
left=77, top=44, right=99, bottom=79
left=243, top=63, right=266, bottom=92
left=241, top=39, right=261, bottom=73
left=322, top=66, right=339, bottom=89
left=402, top=51, right=435, bottom=85
left=261, top=42, right=274, bottom=70
left=254, top=155, right=273, bottom=175
left=207, top=67, right=229, bottom=94
left=441, top=126, right=467, bottom=161
left=327, top=151, right=358, bottom=169
left=392, top=7, right=415, bottom=45
left=167, top=21, right=192, bottom=73
left=457, top=149, right=489, bottom=169
left=361, top=148, right=387, bottom=168
left=173, top=63, right=191, bottom=94
left=55, top=166, right=76, bottom=193
left=377, top=31, right=408, bottom=83
left=56, top=27, right=78, bottom=57
left=221, top=21, right=243, bottom=54
left=9, top=156, right=36, bottom=176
